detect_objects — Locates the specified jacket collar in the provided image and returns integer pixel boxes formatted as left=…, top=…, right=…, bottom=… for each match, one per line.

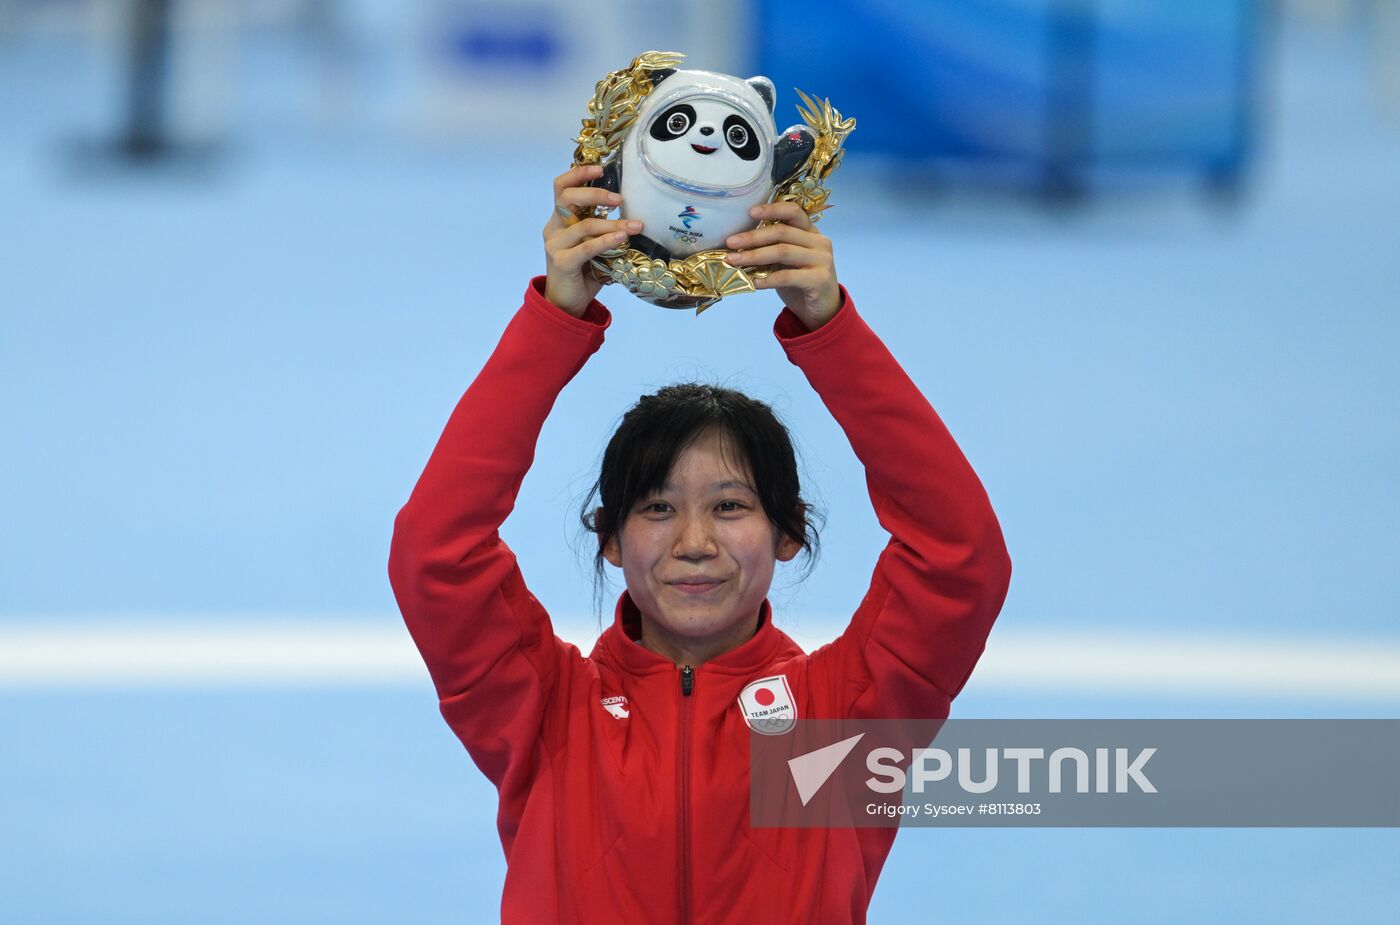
left=593, top=591, right=790, bottom=676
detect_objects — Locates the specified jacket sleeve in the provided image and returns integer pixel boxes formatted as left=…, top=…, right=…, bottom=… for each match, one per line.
left=388, top=277, right=609, bottom=809
left=777, top=290, right=1012, bottom=719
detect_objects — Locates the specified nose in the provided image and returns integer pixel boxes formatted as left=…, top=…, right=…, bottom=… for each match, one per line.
left=698, top=126, right=714, bottom=136
left=672, top=514, right=717, bottom=559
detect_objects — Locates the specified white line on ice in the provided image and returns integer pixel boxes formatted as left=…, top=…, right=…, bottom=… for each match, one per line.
left=0, top=619, right=1398, bottom=699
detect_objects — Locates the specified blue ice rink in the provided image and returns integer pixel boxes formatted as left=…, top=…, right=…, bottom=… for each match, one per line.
left=2, top=13, right=1398, bottom=924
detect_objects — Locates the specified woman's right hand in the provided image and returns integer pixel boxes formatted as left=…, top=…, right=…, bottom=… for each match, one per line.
left=543, top=165, right=643, bottom=317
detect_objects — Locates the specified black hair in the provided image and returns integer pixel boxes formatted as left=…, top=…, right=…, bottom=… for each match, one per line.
left=579, top=382, right=821, bottom=618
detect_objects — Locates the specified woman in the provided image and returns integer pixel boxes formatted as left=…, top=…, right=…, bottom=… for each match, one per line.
left=388, top=165, right=1012, bottom=923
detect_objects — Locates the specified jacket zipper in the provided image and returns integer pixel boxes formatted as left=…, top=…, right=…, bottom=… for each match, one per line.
left=679, top=664, right=694, bottom=925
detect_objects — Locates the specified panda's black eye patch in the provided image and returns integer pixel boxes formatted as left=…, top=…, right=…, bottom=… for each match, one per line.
left=723, top=115, right=761, bottom=161
left=651, top=104, right=696, bottom=141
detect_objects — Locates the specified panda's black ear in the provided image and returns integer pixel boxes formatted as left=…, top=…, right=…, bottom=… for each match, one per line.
left=649, top=68, right=676, bottom=87
left=585, top=159, right=622, bottom=195
left=771, top=125, right=815, bottom=185
left=747, top=77, right=776, bottom=113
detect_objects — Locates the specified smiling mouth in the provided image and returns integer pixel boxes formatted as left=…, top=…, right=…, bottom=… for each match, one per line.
left=670, top=579, right=724, bottom=595
left=690, top=144, right=717, bottom=154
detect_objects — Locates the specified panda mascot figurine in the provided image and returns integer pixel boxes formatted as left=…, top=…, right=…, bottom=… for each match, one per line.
left=589, top=68, right=816, bottom=261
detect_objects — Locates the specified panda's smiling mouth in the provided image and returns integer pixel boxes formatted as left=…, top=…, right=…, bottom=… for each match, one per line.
left=690, top=144, right=718, bottom=155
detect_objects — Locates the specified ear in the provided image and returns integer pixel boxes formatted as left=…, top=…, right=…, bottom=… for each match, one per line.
left=747, top=76, right=776, bottom=113
left=775, top=502, right=806, bottom=562
left=776, top=532, right=802, bottom=563
left=600, top=510, right=623, bottom=567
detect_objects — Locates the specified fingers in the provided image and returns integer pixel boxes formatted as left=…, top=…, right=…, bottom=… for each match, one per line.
left=724, top=201, right=839, bottom=313
left=724, top=219, right=830, bottom=268
left=557, top=185, right=622, bottom=215
left=724, top=205, right=830, bottom=271
left=545, top=165, right=635, bottom=309
left=553, top=164, right=603, bottom=200
left=749, top=200, right=815, bottom=231
left=549, top=165, right=622, bottom=231
left=725, top=242, right=826, bottom=268
left=547, top=213, right=643, bottom=276
left=725, top=221, right=829, bottom=255
left=554, top=216, right=642, bottom=250
left=554, top=227, right=632, bottom=272
left=725, top=222, right=809, bottom=249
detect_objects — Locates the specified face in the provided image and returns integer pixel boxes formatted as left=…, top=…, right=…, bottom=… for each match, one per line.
left=645, top=97, right=765, bottom=187
left=603, top=429, right=801, bottom=657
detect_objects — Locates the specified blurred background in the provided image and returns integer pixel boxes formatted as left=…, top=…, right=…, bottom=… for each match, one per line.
left=2, top=0, right=1398, bottom=921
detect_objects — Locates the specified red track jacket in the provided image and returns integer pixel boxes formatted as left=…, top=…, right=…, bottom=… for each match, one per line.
left=389, top=277, right=1011, bottom=924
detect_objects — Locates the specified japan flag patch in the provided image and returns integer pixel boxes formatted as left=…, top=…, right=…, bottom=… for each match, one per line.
left=737, top=674, right=797, bottom=736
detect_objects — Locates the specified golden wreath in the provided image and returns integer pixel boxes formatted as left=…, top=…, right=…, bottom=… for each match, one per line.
left=568, top=50, right=855, bottom=313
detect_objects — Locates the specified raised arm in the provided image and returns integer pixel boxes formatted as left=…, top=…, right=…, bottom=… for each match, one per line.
left=388, top=278, right=608, bottom=783
left=388, top=168, right=635, bottom=810
left=724, top=202, right=1011, bottom=718
left=388, top=277, right=608, bottom=702
left=780, top=293, right=1011, bottom=717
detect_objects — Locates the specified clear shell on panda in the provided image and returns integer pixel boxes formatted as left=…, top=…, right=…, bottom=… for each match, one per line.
left=621, top=70, right=780, bottom=259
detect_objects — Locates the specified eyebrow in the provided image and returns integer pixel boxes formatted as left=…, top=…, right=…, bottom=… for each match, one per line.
left=659, top=480, right=756, bottom=493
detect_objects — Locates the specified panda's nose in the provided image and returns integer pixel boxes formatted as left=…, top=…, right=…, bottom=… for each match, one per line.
left=699, top=126, right=714, bottom=136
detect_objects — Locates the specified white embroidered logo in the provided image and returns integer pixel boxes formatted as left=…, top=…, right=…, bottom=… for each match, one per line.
left=601, top=695, right=630, bottom=720
left=737, top=674, right=797, bottom=735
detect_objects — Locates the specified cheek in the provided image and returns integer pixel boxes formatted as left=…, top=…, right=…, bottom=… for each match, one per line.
left=615, top=521, right=664, bottom=570
left=731, top=526, right=782, bottom=573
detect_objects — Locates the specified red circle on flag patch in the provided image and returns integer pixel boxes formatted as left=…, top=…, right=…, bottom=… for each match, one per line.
left=754, top=687, right=775, bottom=706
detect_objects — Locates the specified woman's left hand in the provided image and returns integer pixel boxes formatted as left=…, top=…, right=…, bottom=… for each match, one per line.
left=725, top=202, right=842, bottom=331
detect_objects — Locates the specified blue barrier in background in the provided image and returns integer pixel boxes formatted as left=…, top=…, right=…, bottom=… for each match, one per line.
left=757, top=0, right=1259, bottom=194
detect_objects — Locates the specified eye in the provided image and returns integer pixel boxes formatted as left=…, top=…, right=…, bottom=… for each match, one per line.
left=723, top=114, right=761, bottom=161
left=717, top=500, right=746, bottom=513
left=651, top=104, right=697, bottom=142
left=642, top=501, right=672, bottom=515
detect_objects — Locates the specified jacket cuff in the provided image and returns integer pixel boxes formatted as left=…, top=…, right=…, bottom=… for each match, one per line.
left=525, top=275, right=612, bottom=333
left=772, top=285, right=856, bottom=352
